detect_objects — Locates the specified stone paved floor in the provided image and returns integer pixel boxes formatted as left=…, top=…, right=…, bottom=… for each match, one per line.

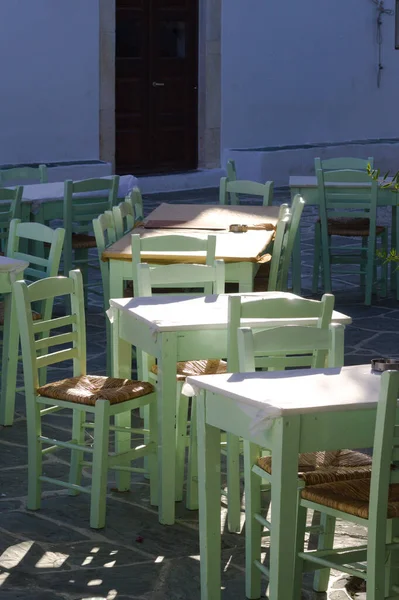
left=1, top=187, right=397, bottom=599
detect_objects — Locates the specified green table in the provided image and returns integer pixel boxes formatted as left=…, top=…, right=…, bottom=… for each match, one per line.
left=289, top=175, right=398, bottom=296
left=187, top=364, right=388, bottom=600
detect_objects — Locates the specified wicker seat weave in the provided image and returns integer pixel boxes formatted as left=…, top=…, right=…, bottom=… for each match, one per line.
left=301, top=478, right=399, bottom=519
left=151, top=359, right=227, bottom=382
left=0, top=302, right=41, bottom=326
left=257, top=450, right=372, bottom=486
left=72, top=233, right=97, bottom=249
left=37, top=375, right=154, bottom=406
left=318, top=217, right=385, bottom=237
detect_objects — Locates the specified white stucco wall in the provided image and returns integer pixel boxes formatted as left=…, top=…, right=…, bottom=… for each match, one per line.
left=0, top=0, right=100, bottom=165
left=221, top=0, right=399, bottom=153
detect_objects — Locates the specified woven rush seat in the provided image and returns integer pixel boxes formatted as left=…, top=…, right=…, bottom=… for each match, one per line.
left=0, top=301, right=41, bottom=326
left=72, top=233, right=97, bottom=249
left=37, top=374, right=154, bottom=406
left=151, top=359, right=227, bottom=382
left=317, top=217, right=385, bottom=237
left=301, top=478, right=399, bottom=519
left=257, top=449, right=372, bottom=486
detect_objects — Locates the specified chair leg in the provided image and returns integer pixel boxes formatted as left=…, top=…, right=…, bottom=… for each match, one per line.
left=244, top=441, right=263, bottom=600
left=360, top=237, right=367, bottom=289
left=380, top=230, right=388, bottom=298
left=293, top=504, right=307, bottom=600
left=75, top=249, right=89, bottom=305
left=312, top=223, right=321, bottom=294
left=69, top=409, right=85, bottom=495
left=175, top=385, right=189, bottom=502
left=365, top=246, right=374, bottom=306
left=186, top=398, right=198, bottom=510
left=114, top=409, right=132, bottom=492
left=90, top=400, right=110, bottom=529
left=312, top=513, right=336, bottom=592
left=226, top=432, right=242, bottom=533
left=148, top=398, right=159, bottom=507
left=26, top=397, right=43, bottom=510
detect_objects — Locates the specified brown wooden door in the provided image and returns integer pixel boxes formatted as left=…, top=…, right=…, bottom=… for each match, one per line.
left=115, top=0, right=198, bottom=174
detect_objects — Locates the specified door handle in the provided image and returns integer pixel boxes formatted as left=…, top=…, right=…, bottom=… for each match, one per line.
left=152, top=81, right=165, bottom=87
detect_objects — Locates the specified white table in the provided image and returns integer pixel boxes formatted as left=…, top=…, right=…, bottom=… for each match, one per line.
left=0, top=256, right=29, bottom=425
left=186, top=365, right=386, bottom=600
left=109, top=292, right=352, bottom=525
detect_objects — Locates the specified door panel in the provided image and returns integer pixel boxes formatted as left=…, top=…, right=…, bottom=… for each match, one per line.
left=115, top=0, right=198, bottom=174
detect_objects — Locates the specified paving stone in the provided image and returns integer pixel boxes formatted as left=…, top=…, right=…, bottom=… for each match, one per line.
left=0, top=512, right=88, bottom=543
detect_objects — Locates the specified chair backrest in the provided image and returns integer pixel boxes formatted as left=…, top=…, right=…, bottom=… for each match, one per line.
left=267, top=204, right=290, bottom=291
left=113, top=201, right=135, bottom=239
left=13, top=270, right=86, bottom=392
left=227, top=292, right=335, bottom=371
left=278, top=194, right=305, bottom=289
left=124, top=186, right=144, bottom=224
left=226, top=159, right=237, bottom=181
left=315, top=157, right=374, bottom=172
left=219, top=177, right=273, bottom=206
left=0, top=186, right=23, bottom=251
left=367, top=370, right=399, bottom=538
left=63, top=176, right=120, bottom=237
left=131, top=233, right=220, bottom=296
left=317, top=168, right=378, bottom=224
left=7, top=219, right=65, bottom=320
left=137, top=260, right=225, bottom=297
left=92, top=211, right=117, bottom=307
left=0, top=164, right=47, bottom=186
left=237, top=322, right=345, bottom=372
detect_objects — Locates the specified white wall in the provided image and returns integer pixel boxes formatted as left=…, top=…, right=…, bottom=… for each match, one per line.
left=221, top=0, right=399, bottom=153
left=0, top=0, right=100, bottom=165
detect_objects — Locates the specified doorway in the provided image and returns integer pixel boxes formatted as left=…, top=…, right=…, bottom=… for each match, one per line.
left=115, top=0, right=199, bottom=174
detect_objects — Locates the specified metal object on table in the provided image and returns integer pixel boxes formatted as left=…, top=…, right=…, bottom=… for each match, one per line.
left=371, top=358, right=399, bottom=373
left=229, top=223, right=275, bottom=233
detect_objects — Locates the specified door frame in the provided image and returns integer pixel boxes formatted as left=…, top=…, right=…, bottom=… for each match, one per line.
left=99, top=0, right=221, bottom=171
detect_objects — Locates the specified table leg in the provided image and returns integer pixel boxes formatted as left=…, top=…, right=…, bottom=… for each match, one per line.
left=0, top=293, right=20, bottom=426
left=238, top=263, right=255, bottom=293
left=111, top=308, right=133, bottom=491
left=109, top=261, right=125, bottom=376
left=157, top=332, right=179, bottom=525
left=197, top=391, right=222, bottom=600
left=268, top=415, right=300, bottom=600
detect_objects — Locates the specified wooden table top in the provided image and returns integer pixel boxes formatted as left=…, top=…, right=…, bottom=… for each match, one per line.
left=103, top=203, right=280, bottom=264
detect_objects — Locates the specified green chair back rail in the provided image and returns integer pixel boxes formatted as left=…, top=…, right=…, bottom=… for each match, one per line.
left=0, top=187, right=23, bottom=252
left=314, top=156, right=374, bottom=172
left=219, top=177, right=273, bottom=206
left=113, top=187, right=144, bottom=239
left=294, top=369, right=399, bottom=600
left=0, top=164, right=47, bottom=186
left=13, top=269, right=158, bottom=529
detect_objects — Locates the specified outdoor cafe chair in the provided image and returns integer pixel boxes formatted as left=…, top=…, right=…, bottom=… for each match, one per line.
left=113, top=187, right=144, bottom=240
left=13, top=269, right=158, bottom=529
left=314, top=156, right=374, bottom=172
left=312, top=168, right=388, bottom=305
left=0, top=186, right=23, bottom=253
left=294, top=369, right=399, bottom=600
left=63, top=176, right=119, bottom=304
left=0, top=164, right=48, bottom=186
left=0, top=219, right=65, bottom=426
left=219, top=176, right=273, bottom=206
left=238, top=323, right=373, bottom=598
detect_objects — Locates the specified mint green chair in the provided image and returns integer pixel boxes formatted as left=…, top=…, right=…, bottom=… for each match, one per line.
left=312, top=168, right=388, bottom=305
left=219, top=177, right=273, bottom=206
left=238, top=323, right=373, bottom=598
left=294, top=369, right=399, bottom=600
left=125, top=186, right=144, bottom=224
left=63, top=176, right=119, bottom=302
left=113, top=202, right=135, bottom=240
left=0, top=164, right=47, bottom=185
left=93, top=211, right=117, bottom=373
left=13, top=269, right=158, bottom=529
left=0, top=187, right=23, bottom=253
left=226, top=159, right=237, bottom=181
left=314, top=157, right=374, bottom=172
left=133, top=234, right=226, bottom=502
left=0, top=219, right=65, bottom=426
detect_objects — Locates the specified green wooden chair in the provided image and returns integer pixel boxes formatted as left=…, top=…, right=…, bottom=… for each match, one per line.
left=294, top=369, right=399, bottom=600
left=125, top=186, right=144, bottom=223
left=133, top=233, right=226, bottom=501
left=0, top=219, right=65, bottom=426
left=13, top=269, right=158, bottom=529
left=93, top=211, right=117, bottom=373
left=314, top=156, right=374, bottom=172
left=226, top=159, right=237, bottom=181
left=113, top=202, right=135, bottom=240
left=63, top=176, right=119, bottom=302
left=312, top=168, right=388, bottom=305
left=238, top=323, right=373, bottom=598
left=0, top=164, right=47, bottom=185
left=0, top=187, right=23, bottom=253
left=219, top=177, right=273, bottom=206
